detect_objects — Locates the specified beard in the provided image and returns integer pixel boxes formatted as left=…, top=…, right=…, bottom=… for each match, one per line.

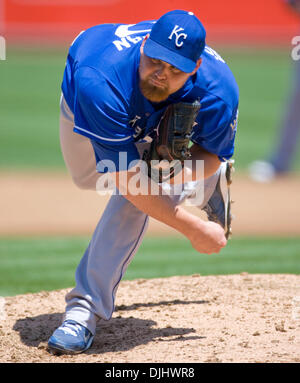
left=139, top=77, right=170, bottom=103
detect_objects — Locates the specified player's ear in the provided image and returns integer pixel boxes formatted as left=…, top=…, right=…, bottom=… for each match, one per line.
left=191, top=58, right=202, bottom=75
left=140, top=33, right=150, bottom=53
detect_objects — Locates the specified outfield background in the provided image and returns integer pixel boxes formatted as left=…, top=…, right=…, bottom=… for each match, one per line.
left=0, top=0, right=299, bottom=297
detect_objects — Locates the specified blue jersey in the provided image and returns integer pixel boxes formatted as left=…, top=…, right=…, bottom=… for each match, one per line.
left=62, top=21, right=239, bottom=171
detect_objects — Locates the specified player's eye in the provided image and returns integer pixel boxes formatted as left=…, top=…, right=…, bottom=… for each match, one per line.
left=151, top=58, right=161, bottom=64
left=170, top=66, right=181, bottom=74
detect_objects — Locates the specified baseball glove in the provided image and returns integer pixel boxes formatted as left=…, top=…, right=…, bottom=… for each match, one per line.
left=145, top=100, right=201, bottom=183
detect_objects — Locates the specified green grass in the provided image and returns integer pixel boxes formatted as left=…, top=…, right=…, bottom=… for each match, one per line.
left=0, top=46, right=66, bottom=169
left=0, top=45, right=299, bottom=171
left=0, top=236, right=299, bottom=296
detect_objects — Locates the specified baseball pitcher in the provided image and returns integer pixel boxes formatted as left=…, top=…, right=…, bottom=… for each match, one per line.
left=48, top=10, right=239, bottom=354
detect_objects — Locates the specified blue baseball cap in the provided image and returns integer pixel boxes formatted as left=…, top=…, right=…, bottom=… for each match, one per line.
left=144, top=10, right=206, bottom=73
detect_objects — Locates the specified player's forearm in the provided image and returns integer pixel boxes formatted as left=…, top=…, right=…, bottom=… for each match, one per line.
left=118, top=186, right=226, bottom=255
left=114, top=169, right=203, bottom=237
left=124, top=191, right=203, bottom=237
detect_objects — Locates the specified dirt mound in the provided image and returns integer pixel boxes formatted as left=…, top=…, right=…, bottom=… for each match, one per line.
left=0, top=274, right=299, bottom=363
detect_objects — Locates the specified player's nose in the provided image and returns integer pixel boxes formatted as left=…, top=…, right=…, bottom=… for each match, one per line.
left=155, top=64, right=168, bottom=79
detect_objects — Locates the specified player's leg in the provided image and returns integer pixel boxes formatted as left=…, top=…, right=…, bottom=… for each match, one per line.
left=64, top=193, right=149, bottom=332
left=200, top=161, right=233, bottom=239
left=49, top=117, right=150, bottom=353
left=48, top=192, right=149, bottom=354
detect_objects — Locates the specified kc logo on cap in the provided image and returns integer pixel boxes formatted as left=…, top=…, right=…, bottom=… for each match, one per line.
left=168, top=25, right=187, bottom=48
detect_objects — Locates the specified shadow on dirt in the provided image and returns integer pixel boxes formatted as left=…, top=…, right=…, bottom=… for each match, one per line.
left=13, top=298, right=207, bottom=354
left=115, top=299, right=208, bottom=312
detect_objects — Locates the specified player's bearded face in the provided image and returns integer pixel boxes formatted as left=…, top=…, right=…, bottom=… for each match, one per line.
left=138, top=48, right=185, bottom=103
left=139, top=39, right=202, bottom=103
left=139, top=76, right=170, bottom=103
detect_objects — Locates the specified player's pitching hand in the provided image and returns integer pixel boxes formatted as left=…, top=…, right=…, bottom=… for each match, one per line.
left=188, top=221, right=227, bottom=255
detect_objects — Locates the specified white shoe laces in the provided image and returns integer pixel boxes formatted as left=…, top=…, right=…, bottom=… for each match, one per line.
left=61, top=322, right=83, bottom=337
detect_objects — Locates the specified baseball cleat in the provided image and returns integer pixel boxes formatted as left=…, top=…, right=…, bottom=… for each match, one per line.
left=47, top=320, right=94, bottom=355
left=203, top=160, right=234, bottom=239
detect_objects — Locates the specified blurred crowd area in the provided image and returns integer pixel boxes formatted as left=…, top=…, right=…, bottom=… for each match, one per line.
left=0, top=0, right=298, bottom=46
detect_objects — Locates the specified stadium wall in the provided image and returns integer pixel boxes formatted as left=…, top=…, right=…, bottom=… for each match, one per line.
left=0, top=0, right=299, bottom=45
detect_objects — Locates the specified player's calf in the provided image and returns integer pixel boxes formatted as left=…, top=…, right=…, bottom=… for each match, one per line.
left=202, top=160, right=234, bottom=239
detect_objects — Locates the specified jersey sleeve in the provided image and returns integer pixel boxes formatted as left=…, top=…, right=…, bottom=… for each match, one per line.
left=191, top=95, right=239, bottom=161
left=73, top=66, right=134, bottom=145
left=91, top=139, right=140, bottom=173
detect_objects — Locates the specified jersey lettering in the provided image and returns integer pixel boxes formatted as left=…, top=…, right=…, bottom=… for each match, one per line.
left=204, top=47, right=225, bottom=63
left=113, top=23, right=154, bottom=51
left=113, top=37, right=131, bottom=51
